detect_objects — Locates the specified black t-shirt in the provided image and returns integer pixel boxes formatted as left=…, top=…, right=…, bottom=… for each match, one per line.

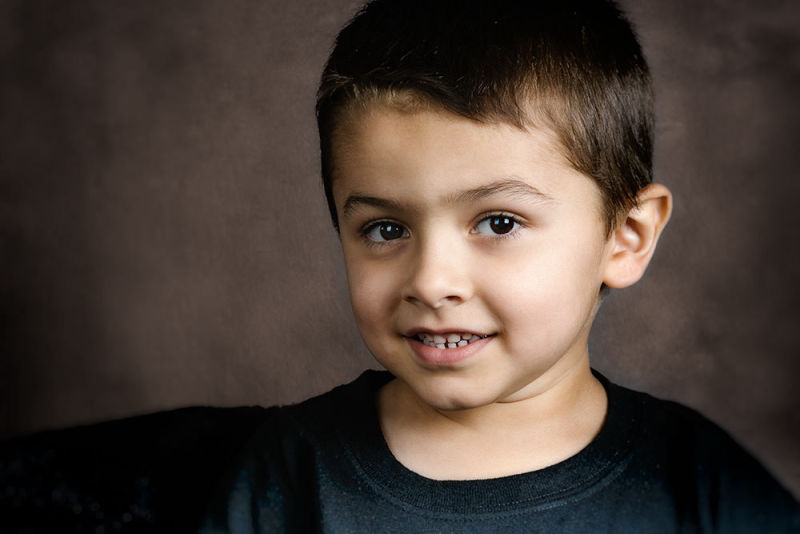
left=1, top=405, right=270, bottom=533
left=2, top=371, right=798, bottom=533
left=199, top=370, right=799, bottom=533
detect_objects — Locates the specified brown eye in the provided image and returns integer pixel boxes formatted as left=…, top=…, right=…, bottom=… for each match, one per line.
left=365, top=221, right=410, bottom=242
left=380, top=223, right=405, bottom=240
left=489, top=216, right=514, bottom=234
left=474, top=214, right=521, bottom=236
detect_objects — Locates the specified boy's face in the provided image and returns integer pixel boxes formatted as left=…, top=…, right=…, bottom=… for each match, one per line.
left=332, top=105, right=615, bottom=410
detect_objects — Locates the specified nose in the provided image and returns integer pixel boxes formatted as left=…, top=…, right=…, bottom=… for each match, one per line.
left=402, top=238, right=473, bottom=309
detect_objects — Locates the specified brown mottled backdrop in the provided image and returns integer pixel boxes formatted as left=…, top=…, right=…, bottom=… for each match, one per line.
left=1, top=0, right=798, bottom=496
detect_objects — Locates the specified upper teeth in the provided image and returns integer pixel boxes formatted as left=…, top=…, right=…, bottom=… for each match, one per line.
left=416, top=332, right=487, bottom=349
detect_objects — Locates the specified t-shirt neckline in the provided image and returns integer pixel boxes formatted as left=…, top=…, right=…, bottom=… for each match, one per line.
left=339, top=369, right=641, bottom=515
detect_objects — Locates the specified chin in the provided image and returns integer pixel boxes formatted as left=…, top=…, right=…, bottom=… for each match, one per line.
left=411, top=377, right=501, bottom=411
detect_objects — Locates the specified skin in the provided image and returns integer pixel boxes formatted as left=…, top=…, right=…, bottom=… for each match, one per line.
left=332, top=104, right=671, bottom=480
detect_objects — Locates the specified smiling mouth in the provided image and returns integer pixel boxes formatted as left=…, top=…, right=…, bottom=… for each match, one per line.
left=413, top=332, right=494, bottom=349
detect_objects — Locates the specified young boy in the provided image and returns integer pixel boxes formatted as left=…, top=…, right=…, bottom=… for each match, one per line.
left=197, top=0, right=799, bottom=532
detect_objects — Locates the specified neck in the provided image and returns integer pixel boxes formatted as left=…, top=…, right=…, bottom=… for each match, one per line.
left=377, top=359, right=607, bottom=480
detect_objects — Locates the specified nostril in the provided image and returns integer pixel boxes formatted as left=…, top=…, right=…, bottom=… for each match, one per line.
left=404, top=295, right=465, bottom=309
left=401, top=252, right=473, bottom=308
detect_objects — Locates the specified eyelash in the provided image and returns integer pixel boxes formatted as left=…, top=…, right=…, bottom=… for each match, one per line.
left=359, top=212, right=526, bottom=247
left=359, top=219, right=409, bottom=247
left=471, top=211, right=525, bottom=240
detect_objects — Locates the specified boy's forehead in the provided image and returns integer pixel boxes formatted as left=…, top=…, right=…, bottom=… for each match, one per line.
left=331, top=104, right=605, bottom=217
left=332, top=103, right=572, bottom=178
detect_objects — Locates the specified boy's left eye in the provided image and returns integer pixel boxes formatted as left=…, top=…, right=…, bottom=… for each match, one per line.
left=473, top=215, right=520, bottom=236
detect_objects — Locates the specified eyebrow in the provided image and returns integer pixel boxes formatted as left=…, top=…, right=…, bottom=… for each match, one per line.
left=449, top=178, right=554, bottom=205
left=342, top=195, right=405, bottom=217
left=341, top=177, right=553, bottom=218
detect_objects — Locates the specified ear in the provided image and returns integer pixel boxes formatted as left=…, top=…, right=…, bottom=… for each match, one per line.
left=603, top=184, right=672, bottom=289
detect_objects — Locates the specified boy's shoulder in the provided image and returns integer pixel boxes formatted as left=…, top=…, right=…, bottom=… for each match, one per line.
left=247, top=369, right=392, bottom=459
left=599, top=373, right=777, bottom=482
left=598, top=374, right=799, bottom=531
left=0, top=405, right=272, bottom=532
left=276, top=369, right=391, bottom=427
left=600, top=371, right=735, bottom=448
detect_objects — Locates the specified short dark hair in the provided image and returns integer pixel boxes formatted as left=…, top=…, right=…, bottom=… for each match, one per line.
left=317, top=0, right=653, bottom=233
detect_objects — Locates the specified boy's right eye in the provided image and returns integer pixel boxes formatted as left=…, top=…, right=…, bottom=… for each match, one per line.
left=363, top=221, right=410, bottom=243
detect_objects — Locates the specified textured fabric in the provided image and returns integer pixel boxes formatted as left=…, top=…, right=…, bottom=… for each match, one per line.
left=0, top=406, right=270, bottom=533
left=199, top=370, right=799, bottom=533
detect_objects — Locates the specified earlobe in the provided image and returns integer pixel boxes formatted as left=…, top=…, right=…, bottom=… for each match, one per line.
left=603, top=183, right=672, bottom=289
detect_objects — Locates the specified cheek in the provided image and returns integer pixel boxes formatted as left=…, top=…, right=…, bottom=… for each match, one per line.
left=484, top=236, right=604, bottom=337
left=344, top=255, right=397, bottom=332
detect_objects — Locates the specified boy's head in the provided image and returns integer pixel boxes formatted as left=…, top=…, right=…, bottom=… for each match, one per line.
left=317, top=0, right=654, bottom=235
left=316, top=0, right=671, bottom=410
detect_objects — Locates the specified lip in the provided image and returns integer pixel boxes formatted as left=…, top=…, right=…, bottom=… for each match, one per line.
left=404, top=334, right=495, bottom=366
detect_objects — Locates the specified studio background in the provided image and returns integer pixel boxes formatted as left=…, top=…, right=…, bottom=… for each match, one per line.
left=2, top=0, right=798, bottom=497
